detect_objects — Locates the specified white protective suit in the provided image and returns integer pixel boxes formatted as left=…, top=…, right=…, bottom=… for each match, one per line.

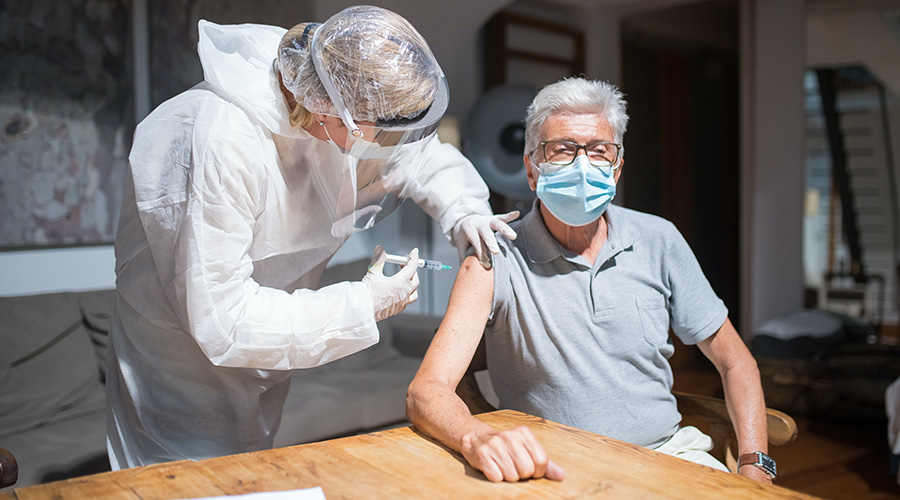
left=106, top=21, right=492, bottom=469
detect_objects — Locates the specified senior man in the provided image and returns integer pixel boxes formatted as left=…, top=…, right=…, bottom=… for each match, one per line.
left=406, top=77, right=773, bottom=484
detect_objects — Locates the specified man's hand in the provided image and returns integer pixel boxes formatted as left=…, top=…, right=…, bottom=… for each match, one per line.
left=738, top=464, right=774, bottom=484
left=460, top=426, right=565, bottom=483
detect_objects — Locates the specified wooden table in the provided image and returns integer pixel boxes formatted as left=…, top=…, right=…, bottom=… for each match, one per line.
left=2, top=410, right=818, bottom=499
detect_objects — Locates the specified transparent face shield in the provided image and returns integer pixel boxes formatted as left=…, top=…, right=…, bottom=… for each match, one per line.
left=325, top=129, right=438, bottom=238
left=310, top=26, right=449, bottom=237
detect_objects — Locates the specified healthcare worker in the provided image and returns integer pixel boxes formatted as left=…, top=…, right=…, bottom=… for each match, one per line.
left=106, top=5, right=517, bottom=469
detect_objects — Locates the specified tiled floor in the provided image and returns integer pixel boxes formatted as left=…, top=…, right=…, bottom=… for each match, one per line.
left=673, top=362, right=900, bottom=500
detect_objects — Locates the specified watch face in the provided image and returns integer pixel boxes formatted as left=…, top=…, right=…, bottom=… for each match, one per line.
left=760, top=453, right=777, bottom=477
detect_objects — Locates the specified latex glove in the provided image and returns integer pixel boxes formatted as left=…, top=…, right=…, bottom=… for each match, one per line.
left=362, top=245, right=419, bottom=321
left=452, top=211, right=520, bottom=268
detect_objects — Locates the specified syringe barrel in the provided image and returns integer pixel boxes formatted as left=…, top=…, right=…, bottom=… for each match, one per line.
left=420, top=259, right=443, bottom=271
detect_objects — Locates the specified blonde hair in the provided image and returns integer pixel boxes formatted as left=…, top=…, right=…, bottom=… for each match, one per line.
left=276, top=23, right=317, bottom=129
left=288, top=102, right=315, bottom=129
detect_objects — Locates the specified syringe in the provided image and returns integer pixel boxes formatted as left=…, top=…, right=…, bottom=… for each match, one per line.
left=384, top=253, right=452, bottom=271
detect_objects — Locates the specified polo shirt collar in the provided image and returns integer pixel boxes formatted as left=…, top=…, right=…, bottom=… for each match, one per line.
left=605, top=204, right=639, bottom=250
left=520, top=200, right=562, bottom=264
left=522, top=200, right=639, bottom=266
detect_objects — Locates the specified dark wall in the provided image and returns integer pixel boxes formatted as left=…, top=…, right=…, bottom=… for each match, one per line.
left=622, top=28, right=740, bottom=327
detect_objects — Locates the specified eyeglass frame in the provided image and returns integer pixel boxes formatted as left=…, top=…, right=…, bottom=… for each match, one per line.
left=533, top=140, right=623, bottom=167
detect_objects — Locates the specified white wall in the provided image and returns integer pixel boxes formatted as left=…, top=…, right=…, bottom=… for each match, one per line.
left=0, top=246, right=116, bottom=297
left=740, top=0, right=806, bottom=335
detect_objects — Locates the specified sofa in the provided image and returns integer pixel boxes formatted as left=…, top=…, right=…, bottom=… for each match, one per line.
left=0, top=260, right=441, bottom=489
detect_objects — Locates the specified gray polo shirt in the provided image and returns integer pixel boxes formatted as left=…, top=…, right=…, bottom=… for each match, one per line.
left=486, top=201, right=728, bottom=448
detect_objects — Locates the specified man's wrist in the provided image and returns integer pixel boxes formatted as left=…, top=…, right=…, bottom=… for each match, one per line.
left=738, top=451, right=776, bottom=478
left=460, top=431, right=481, bottom=457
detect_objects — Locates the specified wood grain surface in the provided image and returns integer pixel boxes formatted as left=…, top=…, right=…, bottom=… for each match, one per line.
left=5, top=410, right=819, bottom=499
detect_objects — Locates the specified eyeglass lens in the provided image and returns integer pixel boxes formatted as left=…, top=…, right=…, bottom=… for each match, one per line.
left=543, top=141, right=619, bottom=166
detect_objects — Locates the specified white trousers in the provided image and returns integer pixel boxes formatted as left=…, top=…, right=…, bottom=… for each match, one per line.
left=654, top=426, right=730, bottom=472
left=885, top=376, right=900, bottom=485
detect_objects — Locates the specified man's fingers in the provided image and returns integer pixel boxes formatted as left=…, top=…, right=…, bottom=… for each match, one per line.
left=472, top=427, right=561, bottom=483
left=545, top=460, right=565, bottom=481
left=473, top=443, right=517, bottom=483
left=498, top=428, right=539, bottom=479
left=479, top=460, right=504, bottom=483
left=510, top=449, right=537, bottom=479
left=520, top=431, right=549, bottom=479
left=496, top=452, right=522, bottom=483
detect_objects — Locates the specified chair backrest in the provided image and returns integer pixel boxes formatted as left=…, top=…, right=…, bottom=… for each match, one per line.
left=455, top=336, right=495, bottom=415
left=456, top=338, right=799, bottom=473
left=673, top=391, right=798, bottom=471
left=0, top=446, right=18, bottom=489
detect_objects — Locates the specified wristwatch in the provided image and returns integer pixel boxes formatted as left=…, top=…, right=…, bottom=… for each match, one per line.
left=739, top=451, right=777, bottom=478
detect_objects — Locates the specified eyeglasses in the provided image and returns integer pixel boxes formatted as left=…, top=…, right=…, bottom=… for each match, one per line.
left=537, top=140, right=622, bottom=168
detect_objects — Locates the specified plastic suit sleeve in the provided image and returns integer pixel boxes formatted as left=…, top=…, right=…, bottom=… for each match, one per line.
left=407, top=136, right=493, bottom=241
left=156, top=123, right=378, bottom=371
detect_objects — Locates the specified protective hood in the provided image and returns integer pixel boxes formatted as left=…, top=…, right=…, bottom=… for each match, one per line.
left=197, top=20, right=303, bottom=138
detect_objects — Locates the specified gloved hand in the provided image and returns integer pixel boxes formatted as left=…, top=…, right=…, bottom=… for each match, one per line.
left=452, top=211, right=520, bottom=268
left=362, top=245, right=420, bottom=321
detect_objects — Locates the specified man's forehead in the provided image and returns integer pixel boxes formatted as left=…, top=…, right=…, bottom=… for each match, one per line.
left=541, top=112, right=614, bottom=139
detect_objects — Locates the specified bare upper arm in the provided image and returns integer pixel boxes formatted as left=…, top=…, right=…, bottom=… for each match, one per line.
left=696, top=317, right=755, bottom=374
left=414, top=254, right=495, bottom=389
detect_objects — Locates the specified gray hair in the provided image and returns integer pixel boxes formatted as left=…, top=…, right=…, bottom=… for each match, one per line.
left=524, top=78, right=629, bottom=159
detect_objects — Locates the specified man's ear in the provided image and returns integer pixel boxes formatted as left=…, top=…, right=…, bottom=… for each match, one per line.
left=614, top=157, right=624, bottom=183
left=525, top=154, right=538, bottom=191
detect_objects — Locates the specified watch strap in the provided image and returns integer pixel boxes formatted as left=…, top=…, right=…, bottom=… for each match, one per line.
left=739, top=451, right=777, bottom=478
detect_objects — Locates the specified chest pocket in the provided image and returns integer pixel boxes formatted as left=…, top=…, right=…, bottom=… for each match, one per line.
left=636, top=294, right=669, bottom=347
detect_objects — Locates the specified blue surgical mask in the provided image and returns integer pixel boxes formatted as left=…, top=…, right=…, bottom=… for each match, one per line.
left=535, top=154, right=617, bottom=226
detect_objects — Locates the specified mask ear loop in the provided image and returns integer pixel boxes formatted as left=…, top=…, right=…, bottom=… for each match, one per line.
left=318, top=119, right=349, bottom=154
left=310, top=28, right=363, bottom=139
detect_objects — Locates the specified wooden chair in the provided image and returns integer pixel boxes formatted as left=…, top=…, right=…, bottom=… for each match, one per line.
left=673, top=391, right=797, bottom=471
left=0, top=446, right=17, bottom=489
left=456, top=339, right=798, bottom=473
